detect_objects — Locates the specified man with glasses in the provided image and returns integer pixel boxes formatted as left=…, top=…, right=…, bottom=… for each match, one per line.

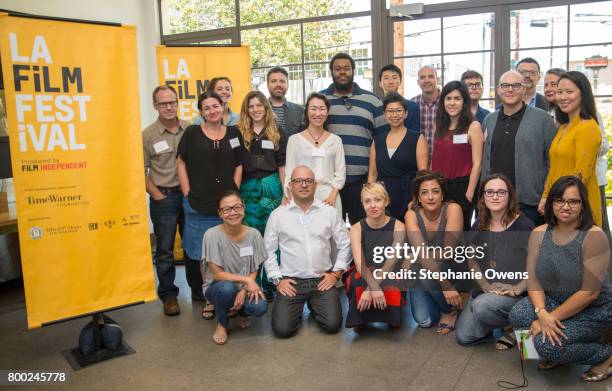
left=142, top=85, right=192, bottom=316
left=263, top=166, right=351, bottom=338
left=378, top=63, right=420, bottom=132
left=267, top=66, right=304, bottom=137
left=461, top=70, right=490, bottom=124
left=481, top=70, right=556, bottom=225
left=320, top=52, right=387, bottom=224
left=411, top=65, right=441, bottom=163
left=516, top=57, right=548, bottom=111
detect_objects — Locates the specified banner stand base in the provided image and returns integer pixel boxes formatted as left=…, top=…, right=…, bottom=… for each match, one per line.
left=61, top=313, right=135, bottom=370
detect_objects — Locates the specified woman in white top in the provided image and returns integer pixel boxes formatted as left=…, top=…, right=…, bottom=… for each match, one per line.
left=284, top=93, right=346, bottom=214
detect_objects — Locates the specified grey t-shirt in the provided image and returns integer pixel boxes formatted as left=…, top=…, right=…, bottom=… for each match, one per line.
left=202, top=225, right=267, bottom=286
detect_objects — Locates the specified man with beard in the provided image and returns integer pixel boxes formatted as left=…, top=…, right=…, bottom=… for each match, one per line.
left=320, top=53, right=387, bottom=224
left=516, top=57, right=547, bottom=111
left=411, top=65, right=440, bottom=164
left=267, top=67, right=304, bottom=137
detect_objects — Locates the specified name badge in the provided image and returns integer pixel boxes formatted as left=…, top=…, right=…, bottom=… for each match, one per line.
left=153, top=140, right=170, bottom=153
left=261, top=140, right=274, bottom=150
left=311, top=148, right=326, bottom=157
left=239, top=246, right=254, bottom=257
left=229, top=137, right=241, bottom=149
left=453, top=134, right=468, bottom=144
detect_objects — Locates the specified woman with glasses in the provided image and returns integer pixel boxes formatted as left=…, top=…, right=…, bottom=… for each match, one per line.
left=538, top=71, right=602, bottom=227
left=203, top=190, right=268, bottom=345
left=431, top=81, right=483, bottom=231
left=284, top=93, right=345, bottom=214
left=543, top=68, right=566, bottom=117
left=510, top=176, right=611, bottom=382
left=177, top=91, right=246, bottom=320
left=344, top=182, right=407, bottom=329
left=238, top=91, right=287, bottom=299
left=368, top=93, right=428, bottom=221
left=455, top=174, right=534, bottom=349
left=405, top=171, right=464, bottom=334
left=193, top=77, right=239, bottom=126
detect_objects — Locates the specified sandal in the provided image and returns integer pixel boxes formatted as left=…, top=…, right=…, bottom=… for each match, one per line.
left=228, top=310, right=238, bottom=318
left=212, top=323, right=228, bottom=345
left=238, top=316, right=252, bottom=329
left=581, top=365, right=612, bottom=382
left=201, top=303, right=215, bottom=320
left=495, top=331, right=517, bottom=350
left=436, top=322, right=455, bottom=335
left=537, top=360, right=563, bottom=370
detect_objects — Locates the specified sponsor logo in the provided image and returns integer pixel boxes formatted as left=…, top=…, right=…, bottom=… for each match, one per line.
left=29, top=226, right=43, bottom=239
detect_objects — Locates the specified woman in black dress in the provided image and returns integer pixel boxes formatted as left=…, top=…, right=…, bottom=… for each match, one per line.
left=368, top=93, right=428, bottom=221
left=345, top=182, right=407, bottom=328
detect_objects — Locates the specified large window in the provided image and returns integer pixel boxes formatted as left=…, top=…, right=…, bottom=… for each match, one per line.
left=160, top=0, right=372, bottom=103
left=394, top=12, right=496, bottom=110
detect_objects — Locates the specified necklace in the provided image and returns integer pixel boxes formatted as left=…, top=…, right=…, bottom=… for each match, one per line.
left=306, top=128, right=323, bottom=145
left=488, top=231, right=504, bottom=269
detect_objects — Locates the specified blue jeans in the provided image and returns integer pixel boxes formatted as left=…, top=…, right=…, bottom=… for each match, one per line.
left=150, top=191, right=184, bottom=301
left=205, top=280, right=268, bottom=328
left=182, top=197, right=222, bottom=297
left=455, top=292, right=521, bottom=346
left=409, top=280, right=454, bottom=328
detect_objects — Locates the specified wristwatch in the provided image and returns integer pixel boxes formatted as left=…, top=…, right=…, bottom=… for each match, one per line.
left=534, top=307, right=545, bottom=315
left=271, top=277, right=283, bottom=286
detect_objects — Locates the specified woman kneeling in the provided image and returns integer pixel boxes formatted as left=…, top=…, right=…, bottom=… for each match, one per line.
left=203, top=190, right=268, bottom=345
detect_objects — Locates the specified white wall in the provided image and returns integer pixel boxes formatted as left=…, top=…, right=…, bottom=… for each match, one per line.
left=0, top=0, right=161, bottom=126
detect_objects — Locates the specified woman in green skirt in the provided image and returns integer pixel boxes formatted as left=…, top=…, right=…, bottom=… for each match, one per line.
left=238, top=91, right=287, bottom=299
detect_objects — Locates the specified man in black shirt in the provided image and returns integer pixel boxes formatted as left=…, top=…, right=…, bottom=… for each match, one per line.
left=481, top=70, right=556, bottom=225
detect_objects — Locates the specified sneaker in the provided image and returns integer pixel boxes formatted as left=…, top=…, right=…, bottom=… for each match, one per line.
left=163, top=297, right=180, bottom=316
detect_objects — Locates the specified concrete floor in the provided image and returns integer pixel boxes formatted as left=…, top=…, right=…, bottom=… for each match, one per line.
left=0, top=267, right=609, bottom=391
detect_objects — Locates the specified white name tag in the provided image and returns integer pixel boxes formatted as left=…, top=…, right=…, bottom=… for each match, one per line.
left=311, top=148, right=326, bottom=157
left=453, top=134, right=468, bottom=144
left=229, top=137, right=240, bottom=149
left=153, top=140, right=170, bottom=154
left=239, top=246, right=254, bottom=257
left=262, top=140, right=274, bottom=150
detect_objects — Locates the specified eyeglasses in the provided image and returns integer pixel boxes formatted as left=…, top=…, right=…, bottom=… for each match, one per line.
left=156, top=101, right=178, bottom=108
left=466, top=82, right=483, bottom=90
left=290, top=178, right=315, bottom=186
left=499, top=83, right=523, bottom=91
left=341, top=96, right=352, bottom=110
left=385, top=109, right=405, bottom=115
left=519, top=70, right=540, bottom=77
left=552, top=198, right=582, bottom=209
left=219, top=204, right=244, bottom=215
left=483, top=189, right=509, bottom=198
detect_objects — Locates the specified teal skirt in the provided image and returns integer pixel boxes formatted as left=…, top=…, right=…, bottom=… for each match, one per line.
left=240, top=172, right=283, bottom=235
left=240, top=172, right=283, bottom=293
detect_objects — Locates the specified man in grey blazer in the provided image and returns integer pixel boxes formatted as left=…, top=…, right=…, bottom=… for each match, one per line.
left=481, top=70, right=557, bottom=225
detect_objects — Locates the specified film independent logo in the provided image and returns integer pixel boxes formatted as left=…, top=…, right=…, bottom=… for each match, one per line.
left=29, top=226, right=43, bottom=240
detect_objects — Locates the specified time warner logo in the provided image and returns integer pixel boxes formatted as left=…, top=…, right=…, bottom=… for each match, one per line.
left=29, top=227, right=43, bottom=240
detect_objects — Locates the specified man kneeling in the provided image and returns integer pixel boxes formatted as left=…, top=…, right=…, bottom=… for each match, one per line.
left=264, top=166, right=351, bottom=338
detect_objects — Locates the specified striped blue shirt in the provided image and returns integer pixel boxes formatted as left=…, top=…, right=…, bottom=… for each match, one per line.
left=320, top=83, right=387, bottom=181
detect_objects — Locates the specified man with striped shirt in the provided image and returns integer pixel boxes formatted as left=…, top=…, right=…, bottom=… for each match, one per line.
left=320, top=53, right=387, bottom=224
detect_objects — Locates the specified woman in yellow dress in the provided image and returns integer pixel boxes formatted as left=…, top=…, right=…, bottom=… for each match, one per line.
left=538, top=71, right=602, bottom=226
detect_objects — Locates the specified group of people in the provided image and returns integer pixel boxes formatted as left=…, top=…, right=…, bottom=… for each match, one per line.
left=142, top=52, right=611, bottom=382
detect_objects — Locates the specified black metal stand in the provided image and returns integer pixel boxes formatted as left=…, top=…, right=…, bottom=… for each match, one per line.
left=61, top=312, right=135, bottom=370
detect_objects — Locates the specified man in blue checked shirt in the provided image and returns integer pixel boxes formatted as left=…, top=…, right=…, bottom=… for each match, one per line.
left=320, top=52, right=388, bottom=224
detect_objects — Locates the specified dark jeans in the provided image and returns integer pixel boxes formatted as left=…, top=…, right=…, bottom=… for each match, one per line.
left=272, top=278, right=342, bottom=338
left=340, top=177, right=366, bottom=225
left=150, top=191, right=184, bottom=301
left=519, top=203, right=541, bottom=226
left=205, top=280, right=267, bottom=328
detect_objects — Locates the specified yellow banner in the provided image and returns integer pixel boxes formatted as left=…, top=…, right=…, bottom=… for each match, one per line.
left=156, top=45, right=252, bottom=121
left=0, top=15, right=156, bottom=328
